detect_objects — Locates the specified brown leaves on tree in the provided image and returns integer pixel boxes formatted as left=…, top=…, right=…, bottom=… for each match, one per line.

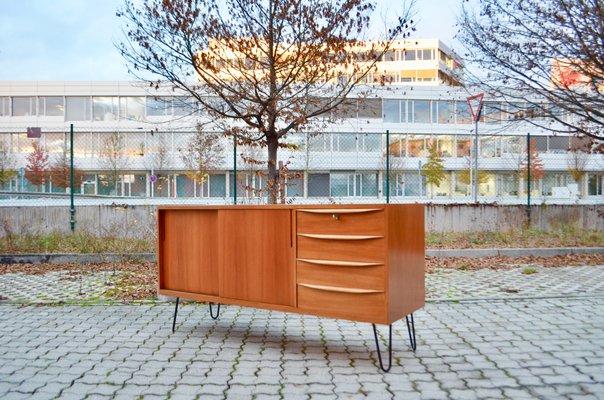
left=458, top=0, right=604, bottom=141
left=116, top=0, right=415, bottom=202
left=25, top=142, right=49, bottom=189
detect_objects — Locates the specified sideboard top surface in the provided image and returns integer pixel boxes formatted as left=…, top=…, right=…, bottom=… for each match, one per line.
left=157, top=204, right=417, bottom=211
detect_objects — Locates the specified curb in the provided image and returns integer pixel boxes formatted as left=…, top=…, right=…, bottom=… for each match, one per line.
left=0, top=247, right=602, bottom=264
left=426, top=247, right=604, bottom=258
left=0, top=253, right=155, bottom=264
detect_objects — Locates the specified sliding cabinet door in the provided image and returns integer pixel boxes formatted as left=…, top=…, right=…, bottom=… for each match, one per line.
left=219, top=210, right=295, bottom=306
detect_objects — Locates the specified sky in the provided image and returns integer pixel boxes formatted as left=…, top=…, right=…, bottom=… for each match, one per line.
left=0, top=0, right=462, bottom=81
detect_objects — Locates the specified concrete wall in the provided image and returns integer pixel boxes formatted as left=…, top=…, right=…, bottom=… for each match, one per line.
left=0, top=204, right=602, bottom=238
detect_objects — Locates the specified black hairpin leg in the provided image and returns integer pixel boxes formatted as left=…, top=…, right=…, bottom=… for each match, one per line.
left=372, top=324, right=392, bottom=373
left=209, top=302, right=221, bottom=319
left=172, top=297, right=180, bottom=333
left=406, top=313, right=416, bottom=351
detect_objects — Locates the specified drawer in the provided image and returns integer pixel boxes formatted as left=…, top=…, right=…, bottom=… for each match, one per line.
left=297, top=259, right=385, bottom=291
left=297, top=208, right=384, bottom=236
left=297, top=234, right=385, bottom=262
left=298, top=283, right=386, bottom=323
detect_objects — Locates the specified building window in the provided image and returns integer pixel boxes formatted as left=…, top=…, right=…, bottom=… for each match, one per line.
left=387, top=134, right=406, bottom=157
left=331, top=173, right=349, bottom=196
left=408, top=135, right=425, bottom=157
left=404, top=49, right=416, bottom=61
left=38, top=97, right=64, bottom=117
left=330, top=172, right=377, bottom=197
left=501, top=136, right=523, bottom=154
left=383, top=100, right=400, bottom=123
left=411, top=100, right=431, bottom=123
left=308, top=134, right=328, bottom=152
left=173, top=97, right=195, bottom=116
left=0, top=97, right=9, bottom=116
left=93, top=97, right=119, bottom=121
left=436, top=101, right=454, bottom=124
left=66, top=97, right=91, bottom=121
left=360, top=133, right=381, bottom=152
left=358, top=98, right=382, bottom=119
left=480, top=137, right=500, bottom=157
left=285, top=173, right=304, bottom=197
left=548, top=136, right=569, bottom=154
left=11, top=97, right=36, bottom=116
left=482, top=102, right=501, bottom=124
left=456, top=101, right=473, bottom=124
left=147, top=97, right=172, bottom=116
left=588, top=174, right=603, bottom=196
left=497, top=174, right=518, bottom=196
left=119, top=97, right=145, bottom=121
left=308, top=173, right=330, bottom=196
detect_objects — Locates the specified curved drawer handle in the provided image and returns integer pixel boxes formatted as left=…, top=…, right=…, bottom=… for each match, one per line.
left=297, top=258, right=383, bottom=267
left=297, top=234, right=384, bottom=240
left=298, top=283, right=384, bottom=294
left=298, top=208, right=382, bottom=214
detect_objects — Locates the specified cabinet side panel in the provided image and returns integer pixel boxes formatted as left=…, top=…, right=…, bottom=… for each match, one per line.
left=160, top=210, right=219, bottom=295
left=387, top=204, right=425, bottom=322
left=220, top=210, right=295, bottom=307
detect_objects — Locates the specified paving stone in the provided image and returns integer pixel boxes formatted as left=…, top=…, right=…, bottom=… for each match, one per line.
left=1, top=267, right=604, bottom=400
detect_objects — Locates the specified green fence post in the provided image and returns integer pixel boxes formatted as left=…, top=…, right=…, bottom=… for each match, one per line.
left=233, top=134, right=237, bottom=205
left=70, top=123, right=76, bottom=232
left=527, top=132, right=531, bottom=226
left=386, top=130, right=390, bottom=204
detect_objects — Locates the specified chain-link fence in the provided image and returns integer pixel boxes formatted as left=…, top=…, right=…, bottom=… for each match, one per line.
left=1, top=128, right=603, bottom=207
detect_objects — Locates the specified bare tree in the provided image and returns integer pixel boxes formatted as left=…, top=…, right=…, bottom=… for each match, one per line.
left=145, top=133, right=172, bottom=174
left=100, top=132, right=129, bottom=195
left=180, top=126, right=224, bottom=193
left=458, top=0, right=604, bottom=141
left=0, top=137, right=17, bottom=189
left=117, top=0, right=414, bottom=202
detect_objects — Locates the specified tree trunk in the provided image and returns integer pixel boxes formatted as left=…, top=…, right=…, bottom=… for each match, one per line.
left=267, top=137, right=279, bottom=204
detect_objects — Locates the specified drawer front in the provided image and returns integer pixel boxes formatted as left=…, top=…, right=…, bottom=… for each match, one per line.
left=297, top=235, right=385, bottom=262
left=297, top=260, right=385, bottom=291
left=297, top=208, right=384, bottom=236
left=298, top=284, right=386, bottom=323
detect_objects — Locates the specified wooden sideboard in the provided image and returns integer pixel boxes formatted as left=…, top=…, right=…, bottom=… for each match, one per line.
left=157, top=204, right=425, bottom=371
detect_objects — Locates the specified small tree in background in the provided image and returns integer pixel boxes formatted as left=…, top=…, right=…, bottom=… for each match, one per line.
left=456, top=168, right=489, bottom=195
left=421, top=141, right=446, bottom=198
left=25, top=142, right=49, bottom=192
left=144, top=132, right=172, bottom=194
left=49, top=143, right=84, bottom=192
left=520, top=138, right=544, bottom=194
left=180, top=127, right=224, bottom=193
left=0, top=138, right=17, bottom=189
left=100, top=132, right=129, bottom=195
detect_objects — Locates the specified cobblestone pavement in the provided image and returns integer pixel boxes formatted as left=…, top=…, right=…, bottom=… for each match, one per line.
left=2, top=265, right=604, bottom=303
left=427, top=265, right=604, bottom=300
left=0, top=297, right=603, bottom=400
left=0, top=270, right=121, bottom=303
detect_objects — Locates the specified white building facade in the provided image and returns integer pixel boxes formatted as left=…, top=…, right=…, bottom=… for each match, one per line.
left=0, top=80, right=602, bottom=204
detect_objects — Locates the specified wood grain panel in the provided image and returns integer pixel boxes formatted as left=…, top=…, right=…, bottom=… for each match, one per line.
left=297, top=236, right=385, bottom=262
left=297, top=208, right=384, bottom=235
left=219, top=209, right=295, bottom=306
left=297, top=284, right=387, bottom=323
left=159, top=210, right=219, bottom=295
left=297, top=260, right=385, bottom=290
left=386, top=204, right=425, bottom=322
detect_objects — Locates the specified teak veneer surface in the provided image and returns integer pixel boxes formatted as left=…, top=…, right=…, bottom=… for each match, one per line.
left=157, top=204, right=425, bottom=324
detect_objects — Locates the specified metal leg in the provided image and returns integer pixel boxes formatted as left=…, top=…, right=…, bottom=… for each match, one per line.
left=372, top=324, right=392, bottom=373
left=172, top=297, right=180, bottom=333
left=209, top=302, right=221, bottom=319
left=406, top=313, right=417, bottom=352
